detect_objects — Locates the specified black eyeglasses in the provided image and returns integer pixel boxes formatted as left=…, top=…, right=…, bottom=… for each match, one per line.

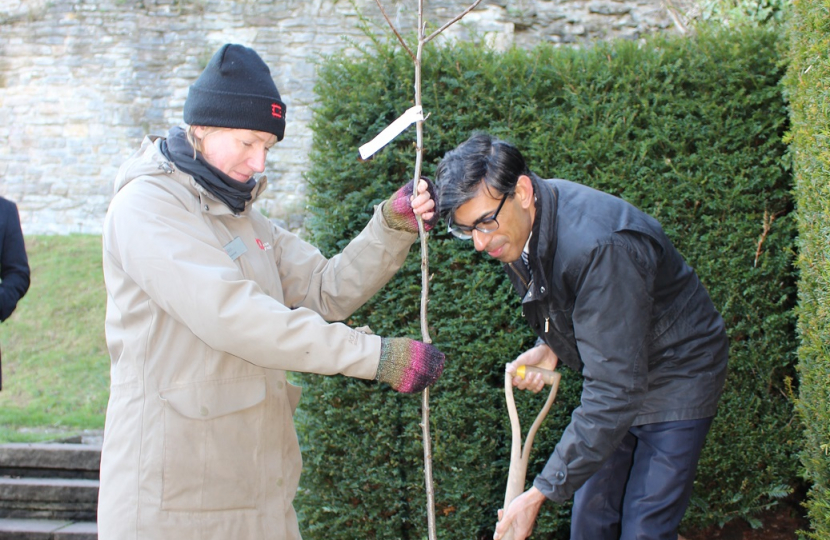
left=447, top=193, right=508, bottom=240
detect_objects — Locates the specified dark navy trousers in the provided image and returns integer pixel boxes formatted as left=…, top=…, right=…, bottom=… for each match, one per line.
left=570, top=417, right=714, bottom=540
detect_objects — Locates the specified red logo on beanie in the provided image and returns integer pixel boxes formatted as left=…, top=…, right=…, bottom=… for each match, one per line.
left=271, top=103, right=283, bottom=119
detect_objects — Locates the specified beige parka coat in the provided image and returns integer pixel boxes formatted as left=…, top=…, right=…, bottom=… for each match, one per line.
left=98, top=136, right=419, bottom=540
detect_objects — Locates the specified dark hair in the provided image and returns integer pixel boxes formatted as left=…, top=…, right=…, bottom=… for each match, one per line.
left=435, top=132, right=532, bottom=220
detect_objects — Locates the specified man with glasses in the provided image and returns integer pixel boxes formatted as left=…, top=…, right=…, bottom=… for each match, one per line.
left=435, top=132, right=728, bottom=540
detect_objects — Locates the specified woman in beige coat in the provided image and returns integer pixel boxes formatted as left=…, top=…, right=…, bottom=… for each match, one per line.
left=98, top=43, right=445, bottom=540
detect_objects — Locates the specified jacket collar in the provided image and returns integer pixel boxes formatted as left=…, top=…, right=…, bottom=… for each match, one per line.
left=143, top=136, right=269, bottom=217
left=504, top=175, right=559, bottom=302
left=530, top=175, right=560, bottom=279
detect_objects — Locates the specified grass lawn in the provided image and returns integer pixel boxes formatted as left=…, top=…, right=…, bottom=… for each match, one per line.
left=0, top=234, right=109, bottom=443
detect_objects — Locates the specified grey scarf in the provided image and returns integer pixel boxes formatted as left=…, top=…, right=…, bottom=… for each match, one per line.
left=161, top=126, right=256, bottom=214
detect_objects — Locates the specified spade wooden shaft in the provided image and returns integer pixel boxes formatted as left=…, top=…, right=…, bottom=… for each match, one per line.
left=500, top=367, right=561, bottom=540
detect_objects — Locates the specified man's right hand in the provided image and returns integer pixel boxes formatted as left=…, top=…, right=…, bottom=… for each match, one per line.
left=505, top=344, right=558, bottom=393
left=493, top=486, right=547, bottom=540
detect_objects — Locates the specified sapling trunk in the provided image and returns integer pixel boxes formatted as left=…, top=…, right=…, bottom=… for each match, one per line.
left=372, top=2, right=484, bottom=538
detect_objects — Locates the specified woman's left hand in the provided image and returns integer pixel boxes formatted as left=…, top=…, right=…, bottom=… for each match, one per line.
left=383, top=177, right=439, bottom=233
left=411, top=177, right=436, bottom=225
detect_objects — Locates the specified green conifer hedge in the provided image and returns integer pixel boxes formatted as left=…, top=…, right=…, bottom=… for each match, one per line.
left=295, top=25, right=798, bottom=538
left=784, top=0, right=830, bottom=537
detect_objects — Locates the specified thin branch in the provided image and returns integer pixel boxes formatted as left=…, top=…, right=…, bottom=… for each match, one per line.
left=413, top=2, right=438, bottom=536
left=420, top=387, right=436, bottom=539
left=424, top=0, right=486, bottom=44
left=662, top=0, right=688, bottom=34
left=370, top=1, right=485, bottom=537
left=754, top=209, right=783, bottom=267
left=374, top=0, right=416, bottom=60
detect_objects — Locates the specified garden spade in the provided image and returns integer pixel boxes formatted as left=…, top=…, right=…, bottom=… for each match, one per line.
left=498, top=365, right=561, bottom=540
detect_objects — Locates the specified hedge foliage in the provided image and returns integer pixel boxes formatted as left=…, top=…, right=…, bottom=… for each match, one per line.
left=294, top=25, right=798, bottom=539
left=784, top=0, right=830, bottom=537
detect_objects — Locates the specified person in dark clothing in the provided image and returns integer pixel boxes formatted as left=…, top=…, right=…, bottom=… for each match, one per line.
left=0, top=196, right=31, bottom=390
left=435, top=133, right=728, bottom=540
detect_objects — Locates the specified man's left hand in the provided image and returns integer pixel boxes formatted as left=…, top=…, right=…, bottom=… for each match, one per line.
left=506, top=344, right=558, bottom=394
left=493, top=486, right=547, bottom=540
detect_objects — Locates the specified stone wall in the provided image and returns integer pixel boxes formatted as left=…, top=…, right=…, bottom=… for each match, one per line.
left=0, top=0, right=687, bottom=234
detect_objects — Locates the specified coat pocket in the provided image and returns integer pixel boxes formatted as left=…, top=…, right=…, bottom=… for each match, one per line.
left=159, top=376, right=266, bottom=511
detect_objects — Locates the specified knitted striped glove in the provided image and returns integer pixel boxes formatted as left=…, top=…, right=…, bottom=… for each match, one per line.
left=376, top=337, right=445, bottom=393
left=382, top=177, right=439, bottom=233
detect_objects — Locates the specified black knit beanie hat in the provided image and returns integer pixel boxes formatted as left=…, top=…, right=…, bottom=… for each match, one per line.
left=183, top=44, right=287, bottom=141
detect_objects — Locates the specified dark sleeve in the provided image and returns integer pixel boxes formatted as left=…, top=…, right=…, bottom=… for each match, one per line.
left=533, top=235, right=657, bottom=503
left=0, top=201, right=31, bottom=322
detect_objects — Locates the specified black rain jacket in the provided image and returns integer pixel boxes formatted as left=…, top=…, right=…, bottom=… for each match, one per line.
left=0, top=197, right=30, bottom=322
left=505, top=177, right=728, bottom=504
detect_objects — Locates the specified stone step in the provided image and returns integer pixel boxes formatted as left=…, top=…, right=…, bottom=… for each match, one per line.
left=0, top=444, right=101, bottom=480
left=0, top=478, right=98, bottom=522
left=0, top=518, right=97, bottom=540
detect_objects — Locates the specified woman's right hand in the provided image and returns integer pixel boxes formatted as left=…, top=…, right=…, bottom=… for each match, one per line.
left=505, top=344, right=558, bottom=393
left=376, top=337, right=445, bottom=393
